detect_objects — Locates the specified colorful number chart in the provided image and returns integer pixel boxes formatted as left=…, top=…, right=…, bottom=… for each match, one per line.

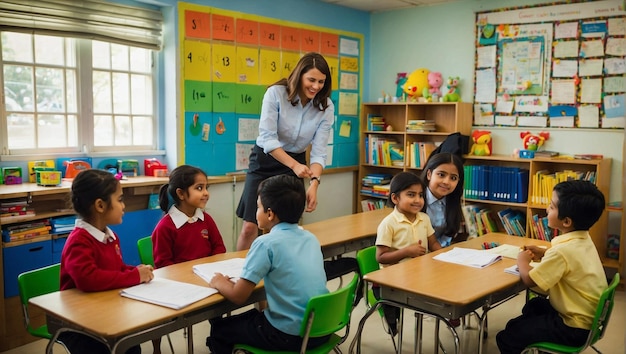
left=473, top=0, right=626, bottom=129
left=179, top=2, right=363, bottom=175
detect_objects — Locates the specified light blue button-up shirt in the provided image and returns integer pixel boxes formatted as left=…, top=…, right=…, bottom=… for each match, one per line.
left=256, top=85, right=334, bottom=168
left=425, top=187, right=452, bottom=247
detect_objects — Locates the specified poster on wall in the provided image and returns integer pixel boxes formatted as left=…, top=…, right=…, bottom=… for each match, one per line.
left=474, top=0, right=626, bottom=129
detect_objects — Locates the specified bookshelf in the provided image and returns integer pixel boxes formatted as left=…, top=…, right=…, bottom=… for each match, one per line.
left=358, top=102, right=472, bottom=211
left=463, top=154, right=618, bottom=273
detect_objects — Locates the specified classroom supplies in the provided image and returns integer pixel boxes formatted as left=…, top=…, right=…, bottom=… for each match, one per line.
left=144, top=158, right=168, bottom=177
left=432, top=247, right=502, bottom=268
left=118, top=159, right=139, bottom=177
left=64, top=160, right=91, bottom=179
left=2, top=167, right=22, bottom=185
left=120, top=277, right=217, bottom=310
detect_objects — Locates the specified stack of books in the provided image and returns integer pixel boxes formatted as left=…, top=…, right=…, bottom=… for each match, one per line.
left=361, top=173, right=392, bottom=199
left=406, top=120, right=435, bottom=132
left=50, top=215, right=77, bottom=234
left=367, top=114, right=386, bottom=131
left=2, top=220, right=51, bottom=242
left=0, top=199, right=35, bottom=221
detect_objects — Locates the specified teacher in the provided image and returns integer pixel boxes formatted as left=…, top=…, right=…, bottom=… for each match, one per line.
left=236, top=52, right=334, bottom=251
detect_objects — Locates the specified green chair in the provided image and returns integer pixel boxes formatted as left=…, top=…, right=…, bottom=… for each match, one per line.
left=137, top=236, right=175, bottom=354
left=17, top=263, right=62, bottom=340
left=233, top=273, right=359, bottom=354
left=522, top=273, right=620, bottom=354
left=356, top=246, right=399, bottom=350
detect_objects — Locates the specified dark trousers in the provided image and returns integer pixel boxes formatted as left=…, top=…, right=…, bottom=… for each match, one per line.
left=372, top=285, right=400, bottom=334
left=207, top=309, right=329, bottom=354
left=59, top=332, right=141, bottom=354
left=496, top=297, right=589, bottom=354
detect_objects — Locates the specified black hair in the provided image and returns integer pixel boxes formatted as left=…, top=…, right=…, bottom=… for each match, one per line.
left=553, top=180, right=605, bottom=230
left=158, top=165, right=207, bottom=212
left=420, top=152, right=465, bottom=237
left=258, top=174, right=305, bottom=224
left=387, top=172, right=426, bottom=208
left=271, top=52, right=332, bottom=111
left=70, top=169, right=120, bottom=219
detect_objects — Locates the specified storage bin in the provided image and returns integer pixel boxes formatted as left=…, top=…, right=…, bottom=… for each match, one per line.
left=3, top=241, right=53, bottom=297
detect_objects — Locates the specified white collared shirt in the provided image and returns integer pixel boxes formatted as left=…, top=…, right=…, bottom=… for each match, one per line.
left=167, top=205, right=205, bottom=229
left=74, top=219, right=116, bottom=243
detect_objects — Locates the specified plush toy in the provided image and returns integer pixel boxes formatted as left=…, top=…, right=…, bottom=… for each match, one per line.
left=403, top=68, right=429, bottom=100
left=395, top=72, right=408, bottom=99
left=520, top=131, right=550, bottom=151
left=443, top=76, right=461, bottom=102
left=469, top=130, right=492, bottom=156
left=422, top=71, right=443, bottom=101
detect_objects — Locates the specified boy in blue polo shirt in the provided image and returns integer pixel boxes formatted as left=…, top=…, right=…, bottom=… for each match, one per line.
left=497, top=180, right=608, bottom=353
left=206, top=174, right=328, bottom=354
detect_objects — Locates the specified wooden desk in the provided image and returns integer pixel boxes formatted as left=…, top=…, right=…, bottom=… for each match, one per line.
left=29, top=251, right=264, bottom=354
left=349, top=233, right=551, bottom=354
left=304, top=208, right=391, bottom=259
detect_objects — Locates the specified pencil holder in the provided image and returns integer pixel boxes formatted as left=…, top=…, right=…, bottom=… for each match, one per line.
left=518, top=149, right=535, bottom=159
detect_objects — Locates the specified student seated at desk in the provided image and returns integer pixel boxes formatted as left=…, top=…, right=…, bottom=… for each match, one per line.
left=150, top=165, right=226, bottom=354
left=374, top=172, right=442, bottom=336
left=60, top=169, right=154, bottom=354
left=496, top=180, right=608, bottom=354
left=206, top=175, right=328, bottom=354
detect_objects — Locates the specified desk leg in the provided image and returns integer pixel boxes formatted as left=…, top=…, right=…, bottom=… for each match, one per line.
left=348, top=302, right=382, bottom=354
left=413, top=312, right=423, bottom=354
left=187, top=325, right=194, bottom=354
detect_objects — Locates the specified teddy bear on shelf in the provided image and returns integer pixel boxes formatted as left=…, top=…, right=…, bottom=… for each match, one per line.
left=470, top=130, right=492, bottom=156
left=422, top=71, right=443, bottom=102
left=520, top=131, right=550, bottom=151
left=443, top=76, right=461, bottom=102
left=403, top=68, right=430, bottom=101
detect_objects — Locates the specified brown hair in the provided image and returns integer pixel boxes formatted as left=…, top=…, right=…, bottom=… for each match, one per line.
left=271, top=52, right=332, bottom=111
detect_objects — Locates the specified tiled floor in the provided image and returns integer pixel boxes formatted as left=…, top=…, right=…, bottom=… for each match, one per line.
left=2, top=276, right=624, bottom=354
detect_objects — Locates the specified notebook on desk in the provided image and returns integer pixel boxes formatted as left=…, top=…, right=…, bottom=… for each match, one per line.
left=121, top=278, right=218, bottom=309
left=433, top=247, right=502, bottom=268
left=193, top=257, right=246, bottom=284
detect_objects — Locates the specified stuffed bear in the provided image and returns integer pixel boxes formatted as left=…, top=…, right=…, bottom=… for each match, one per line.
left=443, top=76, right=461, bottom=102
left=469, top=130, right=492, bottom=156
left=422, top=71, right=443, bottom=101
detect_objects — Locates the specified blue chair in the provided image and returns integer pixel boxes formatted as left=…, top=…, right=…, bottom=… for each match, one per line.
left=522, top=273, right=620, bottom=354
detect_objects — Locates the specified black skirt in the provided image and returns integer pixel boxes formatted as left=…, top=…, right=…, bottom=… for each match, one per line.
left=236, top=145, right=306, bottom=223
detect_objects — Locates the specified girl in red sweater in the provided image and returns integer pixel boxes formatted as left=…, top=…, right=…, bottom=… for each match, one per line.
left=59, top=169, right=154, bottom=354
left=150, top=165, right=226, bottom=354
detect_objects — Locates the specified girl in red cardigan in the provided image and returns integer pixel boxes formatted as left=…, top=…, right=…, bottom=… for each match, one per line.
left=59, top=169, right=154, bottom=354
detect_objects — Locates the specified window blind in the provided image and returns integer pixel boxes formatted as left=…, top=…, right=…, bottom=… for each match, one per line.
left=0, top=0, right=162, bottom=49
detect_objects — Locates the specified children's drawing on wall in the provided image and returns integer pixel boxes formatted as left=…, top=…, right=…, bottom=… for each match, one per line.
left=474, top=0, right=626, bottom=129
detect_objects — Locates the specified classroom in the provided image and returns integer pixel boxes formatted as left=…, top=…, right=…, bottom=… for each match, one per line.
left=0, top=0, right=625, bottom=353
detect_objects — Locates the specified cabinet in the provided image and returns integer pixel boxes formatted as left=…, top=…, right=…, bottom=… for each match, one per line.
left=0, top=176, right=168, bottom=351
left=463, top=155, right=617, bottom=272
left=357, top=102, right=473, bottom=210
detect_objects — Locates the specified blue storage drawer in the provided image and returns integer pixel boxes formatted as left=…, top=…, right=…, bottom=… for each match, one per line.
left=51, top=236, right=68, bottom=263
left=3, top=240, right=53, bottom=298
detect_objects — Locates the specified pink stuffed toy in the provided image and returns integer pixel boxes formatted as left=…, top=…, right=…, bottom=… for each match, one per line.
left=422, top=71, right=443, bottom=101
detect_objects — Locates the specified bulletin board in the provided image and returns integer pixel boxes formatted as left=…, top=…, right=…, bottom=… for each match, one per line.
left=178, top=2, right=363, bottom=176
left=473, top=0, right=626, bottom=129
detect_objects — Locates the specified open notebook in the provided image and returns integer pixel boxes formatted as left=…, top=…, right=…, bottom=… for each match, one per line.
left=120, top=278, right=218, bottom=310
left=433, top=247, right=502, bottom=268
left=192, top=257, right=246, bottom=284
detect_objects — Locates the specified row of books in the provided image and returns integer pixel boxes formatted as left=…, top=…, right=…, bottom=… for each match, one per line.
left=360, top=184, right=390, bottom=198
left=462, top=204, right=499, bottom=238
left=360, top=198, right=387, bottom=212
left=529, top=213, right=559, bottom=241
left=0, top=198, right=35, bottom=220
left=406, top=141, right=437, bottom=169
left=496, top=208, right=526, bottom=237
left=364, top=135, right=404, bottom=167
left=463, top=165, right=529, bottom=203
left=531, top=169, right=596, bottom=205
left=2, top=220, right=51, bottom=242
left=366, top=114, right=386, bottom=131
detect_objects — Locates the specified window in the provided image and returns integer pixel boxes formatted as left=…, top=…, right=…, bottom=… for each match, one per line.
left=1, top=31, right=156, bottom=155
left=0, top=0, right=162, bottom=158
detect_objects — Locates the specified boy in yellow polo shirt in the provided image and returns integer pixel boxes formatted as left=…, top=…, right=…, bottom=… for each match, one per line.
left=496, top=180, right=608, bottom=353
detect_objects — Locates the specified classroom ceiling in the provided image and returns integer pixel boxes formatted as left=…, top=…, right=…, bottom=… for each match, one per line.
left=318, top=0, right=456, bottom=13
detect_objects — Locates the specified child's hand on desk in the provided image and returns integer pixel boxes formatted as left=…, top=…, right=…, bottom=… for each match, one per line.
left=137, top=264, right=154, bottom=283
left=208, top=272, right=232, bottom=291
left=522, top=245, right=546, bottom=261
left=517, top=249, right=535, bottom=264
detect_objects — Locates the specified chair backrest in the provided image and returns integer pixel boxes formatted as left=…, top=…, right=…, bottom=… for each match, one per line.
left=17, top=263, right=61, bottom=338
left=137, top=236, right=155, bottom=267
left=299, top=273, right=359, bottom=341
left=356, top=246, right=379, bottom=276
left=586, top=273, right=620, bottom=346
